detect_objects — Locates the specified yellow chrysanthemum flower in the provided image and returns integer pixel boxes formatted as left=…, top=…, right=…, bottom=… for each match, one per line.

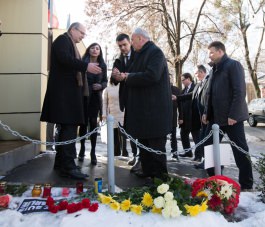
left=120, top=199, right=131, bottom=211
left=184, top=204, right=200, bottom=217
left=101, top=195, right=113, bottom=205
left=142, top=192, right=153, bottom=207
left=130, top=204, right=143, bottom=215
left=200, top=200, right=208, bottom=212
left=110, top=201, right=120, bottom=211
left=196, top=191, right=208, bottom=198
left=151, top=205, right=162, bottom=214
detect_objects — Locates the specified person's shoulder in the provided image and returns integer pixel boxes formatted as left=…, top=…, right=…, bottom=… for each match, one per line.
left=226, top=57, right=242, bottom=68
left=53, top=33, right=70, bottom=46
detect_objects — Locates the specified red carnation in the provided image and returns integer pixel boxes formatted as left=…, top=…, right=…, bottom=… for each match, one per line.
left=88, top=203, right=99, bottom=212
left=48, top=204, right=59, bottom=214
left=82, top=198, right=91, bottom=208
left=224, top=204, right=235, bottom=214
left=192, top=179, right=206, bottom=197
left=58, top=200, right=68, bottom=211
left=76, top=202, right=83, bottom=211
left=46, top=196, right=55, bottom=206
left=208, top=195, right=222, bottom=210
left=67, top=203, right=78, bottom=214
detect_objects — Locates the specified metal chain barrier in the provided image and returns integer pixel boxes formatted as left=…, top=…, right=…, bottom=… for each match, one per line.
left=117, top=123, right=213, bottom=156
left=219, top=129, right=251, bottom=156
left=0, top=119, right=252, bottom=157
left=0, top=120, right=105, bottom=146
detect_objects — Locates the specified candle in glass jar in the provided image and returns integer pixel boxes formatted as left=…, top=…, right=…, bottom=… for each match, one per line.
left=0, top=181, right=7, bottom=195
left=76, top=182, right=83, bottom=194
left=32, top=184, right=42, bottom=197
left=42, top=183, right=52, bottom=198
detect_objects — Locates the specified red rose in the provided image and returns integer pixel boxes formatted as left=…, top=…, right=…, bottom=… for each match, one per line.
left=48, top=204, right=59, bottom=213
left=58, top=200, right=68, bottom=211
left=88, top=203, right=99, bottom=212
left=82, top=198, right=91, bottom=208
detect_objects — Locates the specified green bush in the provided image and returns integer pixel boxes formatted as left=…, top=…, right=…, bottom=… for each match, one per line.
left=254, top=153, right=265, bottom=203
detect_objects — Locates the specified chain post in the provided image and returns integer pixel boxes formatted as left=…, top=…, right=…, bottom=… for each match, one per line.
left=107, top=115, right=115, bottom=193
left=212, top=124, right=221, bottom=175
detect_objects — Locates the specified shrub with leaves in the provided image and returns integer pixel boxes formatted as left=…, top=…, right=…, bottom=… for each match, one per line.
left=254, top=153, right=265, bottom=203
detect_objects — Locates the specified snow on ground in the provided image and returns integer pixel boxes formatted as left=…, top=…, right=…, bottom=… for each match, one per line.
left=0, top=187, right=265, bottom=227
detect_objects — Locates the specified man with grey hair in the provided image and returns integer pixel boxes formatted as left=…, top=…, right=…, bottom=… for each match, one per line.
left=113, top=28, right=172, bottom=180
left=41, top=22, right=102, bottom=180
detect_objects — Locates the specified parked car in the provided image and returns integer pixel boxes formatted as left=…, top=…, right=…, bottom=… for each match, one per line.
left=247, top=98, right=265, bottom=127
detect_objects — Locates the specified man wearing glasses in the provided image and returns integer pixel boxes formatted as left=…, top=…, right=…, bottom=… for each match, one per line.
left=41, top=22, right=102, bottom=180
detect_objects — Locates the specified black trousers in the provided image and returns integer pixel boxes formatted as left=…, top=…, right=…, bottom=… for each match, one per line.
left=138, top=137, right=168, bottom=178
left=114, top=128, right=122, bottom=156
left=55, top=124, right=78, bottom=170
left=205, top=121, right=253, bottom=190
left=170, top=126, right=178, bottom=152
left=180, top=128, right=200, bottom=154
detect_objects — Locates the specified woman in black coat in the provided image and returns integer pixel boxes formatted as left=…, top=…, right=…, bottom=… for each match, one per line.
left=78, top=43, right=108, bottom=165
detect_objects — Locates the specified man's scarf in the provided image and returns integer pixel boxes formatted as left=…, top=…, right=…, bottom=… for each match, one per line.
left=66, top=32, right=89, bottom=96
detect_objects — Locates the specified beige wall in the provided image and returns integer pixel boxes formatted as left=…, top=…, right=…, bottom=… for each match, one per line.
left=0, top=0, right=48, bottom=143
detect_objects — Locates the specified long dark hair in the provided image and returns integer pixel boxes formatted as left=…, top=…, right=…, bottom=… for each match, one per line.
left=83, top=42, right=105, bottom=65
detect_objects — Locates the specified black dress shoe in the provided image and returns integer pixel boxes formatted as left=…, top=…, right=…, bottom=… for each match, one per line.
left=60, top=169, right=88, bottom=179
left=78, top=156, right=84, bottom=162
left=130, top=159, right=141, bottom=173
left=91, top=158, right=97, bottom=165
left=179, top=151, right=193, bottom=158
left=194, top=161, right=204, bottom=169
left=193, top=157, right=202, bottom=162
left=127, top=157, right=136, bottom=166
left=172, top=153, right=179, bottom=161
left=134, top=170, right=152, bottom=178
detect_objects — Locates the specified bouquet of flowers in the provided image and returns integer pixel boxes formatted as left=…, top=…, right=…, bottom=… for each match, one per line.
left=191, top=175, right=241, bottom=214
left=98, top=177, right=208, bottom=218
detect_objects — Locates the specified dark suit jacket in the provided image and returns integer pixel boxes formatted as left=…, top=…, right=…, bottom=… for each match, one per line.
left=111, top=48, right=135, bottom=111
left=177, top=82, right=195, bottom=130
left=40, top=33, right=87, bottom=124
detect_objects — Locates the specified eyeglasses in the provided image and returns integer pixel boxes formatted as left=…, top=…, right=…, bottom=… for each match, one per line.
left=76, top=28, right=87, bottom=36
left=181, top=78, right=187, bottom=82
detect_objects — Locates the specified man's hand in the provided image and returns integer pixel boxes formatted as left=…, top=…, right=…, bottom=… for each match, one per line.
left=201, top=114, right=208, bottom=125
left=228, top=118, right=237, bottom=126
left=87, top=63, right=102, bottom=74
left=93, top=83, right=102, bottom=91
left=178, top=119, right=183, bottom=125
left=172, top=95, right=177, bottom=101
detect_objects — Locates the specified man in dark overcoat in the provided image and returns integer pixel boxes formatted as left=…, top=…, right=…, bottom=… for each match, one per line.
left=203, top=41, right=253, bottom=190
left=40, top=22, right=102, bottom=179
left=113, top=28, right=172, bottom=179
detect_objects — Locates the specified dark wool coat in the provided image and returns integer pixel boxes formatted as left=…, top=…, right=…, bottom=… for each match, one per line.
left=40, top=33, right=87, bottom=124
left=125, top=41, right=172, bottom=139
left=171, top=85, right=181, bottom=127
left=206, top=54, right=249, bottom=126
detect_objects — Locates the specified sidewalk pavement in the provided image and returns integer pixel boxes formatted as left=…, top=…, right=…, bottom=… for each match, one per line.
left=2, top=136, right=251, bottom=192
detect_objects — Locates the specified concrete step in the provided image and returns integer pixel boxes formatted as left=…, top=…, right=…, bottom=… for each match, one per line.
left=0, top=141, right=40, bottom=175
